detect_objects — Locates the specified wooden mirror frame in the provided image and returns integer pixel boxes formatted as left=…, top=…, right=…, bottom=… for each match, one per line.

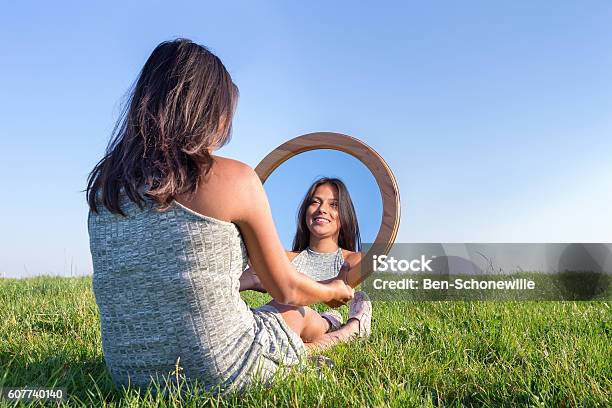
left=255, top=132, right=401, bottom=283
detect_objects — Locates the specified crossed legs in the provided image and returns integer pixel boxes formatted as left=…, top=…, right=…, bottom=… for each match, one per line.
left=267, top=300, right=361, bottom=354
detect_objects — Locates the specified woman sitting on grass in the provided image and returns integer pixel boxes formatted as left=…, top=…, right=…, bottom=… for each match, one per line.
left=86, top=38, right=371, bottom=395
left=241, top=177, right=371, bottom=334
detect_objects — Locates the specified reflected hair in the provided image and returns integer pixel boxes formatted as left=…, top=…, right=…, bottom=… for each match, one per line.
left=292, top=177, right=361, bottom=252
left=86, top=38, right=239, bottom=215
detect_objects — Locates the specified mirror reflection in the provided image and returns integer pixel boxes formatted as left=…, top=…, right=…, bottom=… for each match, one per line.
left=263, top=149, right=383, bottom=279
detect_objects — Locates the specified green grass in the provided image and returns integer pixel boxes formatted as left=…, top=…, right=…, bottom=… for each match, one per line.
left=0, top=277, right=610, bottom=407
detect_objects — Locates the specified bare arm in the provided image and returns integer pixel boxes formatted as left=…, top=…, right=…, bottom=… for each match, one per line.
left=244, top=252, right=365, bottom=299
left=343, top=252, right=365, bottom=288
left=240, top=251, right=297, bottom=293
left=320, top=252, right=365, bottom=307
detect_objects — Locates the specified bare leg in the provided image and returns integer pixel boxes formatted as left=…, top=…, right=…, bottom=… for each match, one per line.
left=267, top=291, right=370, bottom=353
left=303, top=291, right=371, bottom=354
left=268, top=300, right=331, bottom=343
left=267, top=301, right=361, bottom=353
left=304, top=320, right=359, bottom=354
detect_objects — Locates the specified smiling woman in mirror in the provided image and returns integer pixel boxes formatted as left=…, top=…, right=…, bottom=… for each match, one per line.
left=290, top=177, right=363, bottom=282
left=241, top=177, right=371, bottom=335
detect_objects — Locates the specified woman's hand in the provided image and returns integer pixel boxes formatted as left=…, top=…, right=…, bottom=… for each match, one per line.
left=321, top=262, right=353, bottom=308
left=239, top=267, right=267, bottom=293
left=327, top=278, right=354, bottom=305
left=322, top=277, right=354, bottom=308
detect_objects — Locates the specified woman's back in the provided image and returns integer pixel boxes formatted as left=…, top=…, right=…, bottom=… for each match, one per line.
left=86, top=39, right=354, bottom=395
left=89, top=193, right=256, bottom=391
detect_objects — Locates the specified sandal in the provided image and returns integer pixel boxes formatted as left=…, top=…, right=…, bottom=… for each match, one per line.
left=347, top=291, right=372, bottom=338
left=320, top=309, right=343, bottom=333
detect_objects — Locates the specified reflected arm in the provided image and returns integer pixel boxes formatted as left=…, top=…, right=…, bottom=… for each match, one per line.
left=239, top=267, right=267, bottom=292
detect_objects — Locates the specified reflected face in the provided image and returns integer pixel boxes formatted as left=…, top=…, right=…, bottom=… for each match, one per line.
left=305, top=183, right=340, bottom=240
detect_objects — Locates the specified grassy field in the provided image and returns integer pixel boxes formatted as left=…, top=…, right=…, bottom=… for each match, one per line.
left=0, top=277, right=610, bottom=407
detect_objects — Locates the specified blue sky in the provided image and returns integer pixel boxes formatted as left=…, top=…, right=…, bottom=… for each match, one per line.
left=1, top=2, right=611, bottom=277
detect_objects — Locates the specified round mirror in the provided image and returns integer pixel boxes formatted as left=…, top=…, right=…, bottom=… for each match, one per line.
left=255, top=132, right=401, bottom=286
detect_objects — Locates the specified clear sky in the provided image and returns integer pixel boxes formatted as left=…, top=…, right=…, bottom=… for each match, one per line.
left=1, top=1, right=611, bottom=277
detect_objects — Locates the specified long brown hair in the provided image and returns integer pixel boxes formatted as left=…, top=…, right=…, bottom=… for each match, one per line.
left=86, top=39, right=238, bottom=215
left=292, top=178, right=361, bottom=252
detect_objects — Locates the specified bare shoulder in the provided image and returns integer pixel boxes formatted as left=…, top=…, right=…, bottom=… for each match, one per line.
left=207, top=155, right=269, bottom=224
left=209, top=155, right=262, bottom=197
left=175, top=155, right=261, bottom=222
left=286, top=251, right=300, bottom=261
left=212, top=155, right=249, bottom=170
left=342, top=250, right=364, bottom=265
left=212, top=155, right=257, bottom=181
